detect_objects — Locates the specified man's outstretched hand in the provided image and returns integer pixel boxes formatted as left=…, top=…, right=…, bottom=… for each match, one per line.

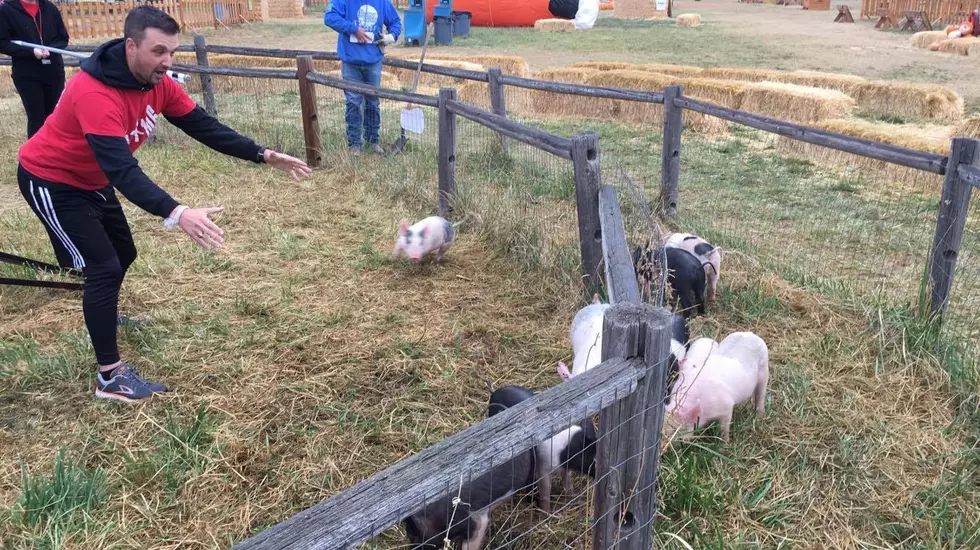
left=178, top=206, right=226, bottom=249
left=263, top=149, right=312, bottom=182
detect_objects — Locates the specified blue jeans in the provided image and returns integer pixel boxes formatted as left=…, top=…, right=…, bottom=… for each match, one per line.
left=341, top=60, right=383, bottom=149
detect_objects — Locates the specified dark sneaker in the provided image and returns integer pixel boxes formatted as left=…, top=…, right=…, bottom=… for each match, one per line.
left=95, top=362, right=168, bottom=403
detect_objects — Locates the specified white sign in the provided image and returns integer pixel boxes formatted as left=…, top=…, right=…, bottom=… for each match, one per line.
left=656, top=0, right=667, bottom=10
left=400, top=107, right=425, bottom=134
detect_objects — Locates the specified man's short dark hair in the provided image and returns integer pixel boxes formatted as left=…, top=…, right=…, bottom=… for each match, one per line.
left=124, top=5, right=180, bottom=44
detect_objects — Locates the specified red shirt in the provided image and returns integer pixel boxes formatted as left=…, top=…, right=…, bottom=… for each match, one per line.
left=18, top=70, right=196, bottom=190
left=22, top=2, right=38, bottom=19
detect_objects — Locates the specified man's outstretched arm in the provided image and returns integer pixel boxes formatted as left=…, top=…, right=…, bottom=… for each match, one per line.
left=164, top=106, right=311, bottom=182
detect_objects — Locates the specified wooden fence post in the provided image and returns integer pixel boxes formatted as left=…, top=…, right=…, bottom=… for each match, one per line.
left=487, top=67, right=509, bottom=152
left=193, top=34, right=218, bottom=116
left=573, top=132, right=603, bottom=299
left=928, top=137, right=979, bottom=317
left=296, top=55, right=322, bottom=168
left=592, top=302, right=671, bottom=550
left=438, top=88, right=458, bottom=218
left=661, top=85, right=683, bottom=218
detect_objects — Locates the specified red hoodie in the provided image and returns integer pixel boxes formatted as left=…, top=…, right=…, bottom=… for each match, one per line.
left=17, top=37, right=267, bottom=219
left=18, top=67, right=196, bottom=191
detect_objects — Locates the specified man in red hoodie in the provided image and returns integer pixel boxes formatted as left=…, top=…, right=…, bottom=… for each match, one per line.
left=16, top=5, right=311, bottom=403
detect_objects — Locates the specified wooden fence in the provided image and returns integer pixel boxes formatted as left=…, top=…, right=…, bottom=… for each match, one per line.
left=861, top=0, right=979, bottom=27
left=56, top=0, right=255, bottom=39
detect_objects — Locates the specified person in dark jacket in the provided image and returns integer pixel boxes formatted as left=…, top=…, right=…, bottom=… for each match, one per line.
left=16, top=5, right=311, bottom=403
left=0, top=0, right=70, bottom=138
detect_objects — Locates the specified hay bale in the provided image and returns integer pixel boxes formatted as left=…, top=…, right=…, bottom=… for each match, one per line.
left=535, top=18, right=576, bottom=31
left=642, top=62, right=706, bottom=77
left=526, top=68, right=607, bottom=118
left=775, top=118, right=950, bottom=194
left=776, top=70, right=866, bottom=93
left=584, top=71, right=729, bottom=134
left=849, top=81, right=963, bottom=123
left=586, top=69, right=745, bottom=109
left=613, top=0, right=661, bottom=18
left=934, top=36, right=980, bottom=55
left=676, top=14, right=701, bottom=27
left=952, top=116, right=980, bottom=139
left=702, top=67, right=777, bottom=82
left=570, top=61, right=641, bottom=71
left=911, top=30, right=949, bottom=49
left=457, top=81, right=491, bottom=110
left=740, top=81, right=855, bottom=124
left=387, top=50, right=529, bottom=77
left=386, top=58, right=486, bottom=88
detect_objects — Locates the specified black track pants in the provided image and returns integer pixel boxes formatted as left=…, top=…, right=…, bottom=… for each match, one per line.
left=17, top=164, right=138, bottom=366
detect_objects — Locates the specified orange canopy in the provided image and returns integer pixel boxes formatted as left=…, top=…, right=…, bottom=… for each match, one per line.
left=425, top=0, right=557, bottom=27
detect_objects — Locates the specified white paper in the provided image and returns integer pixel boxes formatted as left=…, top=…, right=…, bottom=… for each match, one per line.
left=401, top=108, right=425, bottom=134
left=656, top=0, right=667, bottom=10
left=350, top=31, right=376, bottom=43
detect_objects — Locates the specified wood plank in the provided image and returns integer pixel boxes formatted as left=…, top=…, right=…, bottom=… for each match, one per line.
left=171, top=64, right=297, bottom=80
left=498, top=74, right=665, bottom=104
left=192, top=34, right=218, bottom=115
left=445, top=99, right=573, bottom=159
left=231, top=357, right=644, bottom=550
left=306, top=72, right=439, bottom=107
left=673, top=96, right=948, bottom=174
left=573, top=132, right=604, bottom=299
left=598, top=184, right=641, bottom=305
left=297, top=55, right=322, bottom=168
left=487, top=67, right=510, bottom=152
left=438, top=88, right=457, bottom=218
left=929, top=138, right=980, bottom=315
left=661, top=85, right=683, bottom=217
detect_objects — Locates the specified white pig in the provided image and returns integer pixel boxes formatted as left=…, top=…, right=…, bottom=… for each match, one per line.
left=393, top=216, right=457, bottom=264
left=664, top=331, right=768, bottom=443
left=664, top=232, right=722, bottom=304
left=557, top=294, right=610, bottom=380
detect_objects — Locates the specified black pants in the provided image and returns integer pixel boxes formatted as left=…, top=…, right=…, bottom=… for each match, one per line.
left=17, top=164, right=138, bottom=366
left=13, top=75, right=65, bottom=139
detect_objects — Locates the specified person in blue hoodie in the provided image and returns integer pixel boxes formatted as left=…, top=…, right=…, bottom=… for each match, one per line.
left=324, top=0, right=402, bottom=155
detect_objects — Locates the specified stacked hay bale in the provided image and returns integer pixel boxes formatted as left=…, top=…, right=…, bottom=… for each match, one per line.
left=583, top=71, right=730, bottom=134
left=534, top=19, right=576, bottom=31
left=910, top=30, right=949, bottom=49
left=386, top=50, right=529, bottom=77
left=775, top=118, right=950, bottom=193
left=934, top=36, right=980, bottom=55
left=740, top=82, right=856, bottom=124
left=848, top=81, right=963, bottom=123
left=952, top=116, right=980, bottom=139
left=524, top=67, right=608, bottom=119
left=676, top=14, right=701, bottom=27
left=612, top=0, right=661, bottom=19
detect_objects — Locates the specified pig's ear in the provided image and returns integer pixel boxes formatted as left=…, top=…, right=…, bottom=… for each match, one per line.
left=398, top=220, right=409, bottom=235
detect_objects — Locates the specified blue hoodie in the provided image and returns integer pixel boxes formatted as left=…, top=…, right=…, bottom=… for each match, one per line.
left=324, top=0, right=402, bottom=65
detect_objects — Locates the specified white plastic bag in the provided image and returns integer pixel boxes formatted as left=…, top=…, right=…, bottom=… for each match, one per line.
left=574, top=0, right=599, bottom=29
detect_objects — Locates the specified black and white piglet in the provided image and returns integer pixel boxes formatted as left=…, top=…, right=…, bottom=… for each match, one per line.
left=487, top=385, right=597, bottom=514
left=632, top=241, right=707, bottom=318
left=402, top=393, right=537, bottom=550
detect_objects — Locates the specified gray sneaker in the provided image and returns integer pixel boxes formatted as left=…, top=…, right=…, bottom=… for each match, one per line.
left=369, top=143, right=384, bottom=154
left=349, top=146, right=361, bottom=156
left=95, top=362, right=168, bottom=403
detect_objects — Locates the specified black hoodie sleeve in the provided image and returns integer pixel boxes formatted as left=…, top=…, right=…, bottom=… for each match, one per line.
left=164, top=106, right=267, bottom=164
left=47, top=3, right=69, bottom=50
left=0, top=7, right=37, bottom=58
left=85, top=134, right=181, bottom=220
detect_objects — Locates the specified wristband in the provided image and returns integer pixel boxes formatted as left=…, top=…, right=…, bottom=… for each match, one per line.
left=164, top=205, right=188, bottom=229
left=257, top=147, right=268, bottom=163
